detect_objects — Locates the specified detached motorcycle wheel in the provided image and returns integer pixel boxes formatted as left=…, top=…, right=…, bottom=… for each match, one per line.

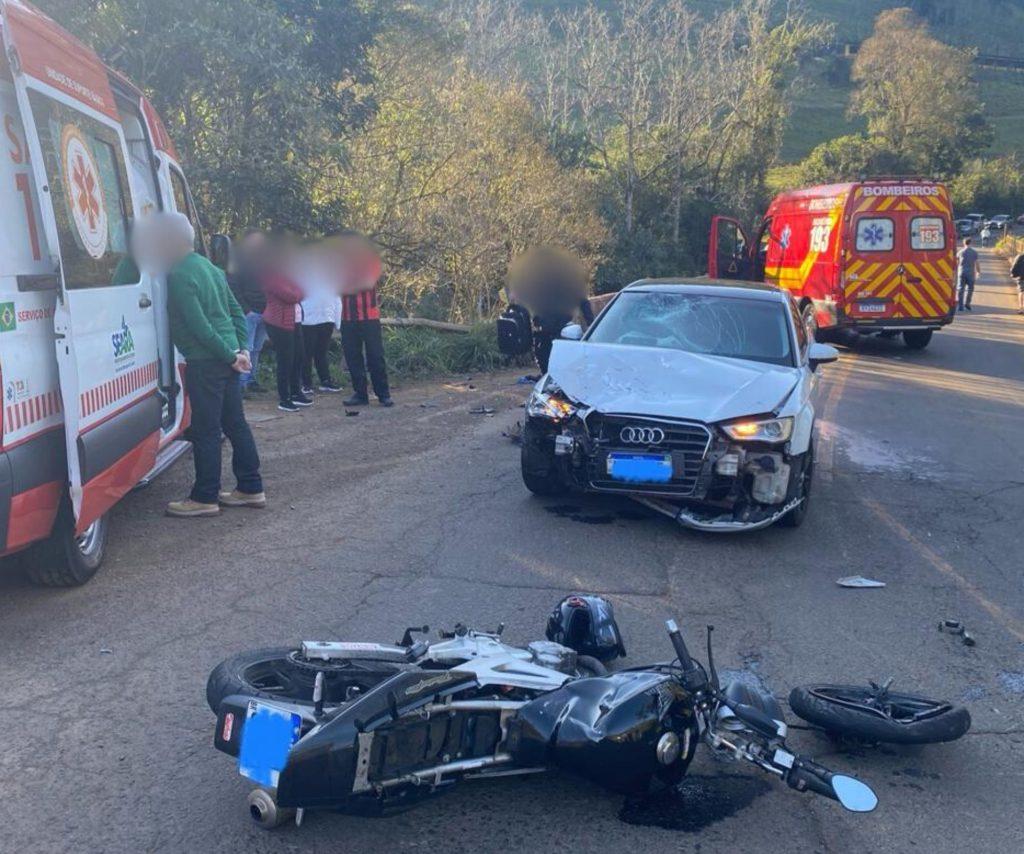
left=206, top=647, right=410, bottom=713
left=788, top=684, right=971, bottom=745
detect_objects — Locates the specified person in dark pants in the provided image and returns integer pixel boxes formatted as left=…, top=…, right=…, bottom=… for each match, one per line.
left=340, top=294, right=391, bottom=406
left=162, top=213, right=264, bottom=517
left=262, top=249, right=312, bottom=412
left=338, top=236, right=392, bottom=407
left=533, top=298, right=594, bottom=374
left=300, top=282, right=342, bottom=392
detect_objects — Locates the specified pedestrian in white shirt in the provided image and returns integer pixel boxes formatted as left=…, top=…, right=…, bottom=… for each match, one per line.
left=299, top=247, right=343, bottom=393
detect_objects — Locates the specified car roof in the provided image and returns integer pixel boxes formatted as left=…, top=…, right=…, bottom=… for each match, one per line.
left=622, top=278, right=788, bottom=302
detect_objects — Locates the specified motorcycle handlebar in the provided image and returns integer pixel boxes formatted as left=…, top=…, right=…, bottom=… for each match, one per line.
left=785, top=757, right=837, bottom=802
left=665, top=619, right=696, bottom=672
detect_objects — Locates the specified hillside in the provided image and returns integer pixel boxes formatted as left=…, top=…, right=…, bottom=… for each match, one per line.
left=522, top=0, right=1024, bottom=162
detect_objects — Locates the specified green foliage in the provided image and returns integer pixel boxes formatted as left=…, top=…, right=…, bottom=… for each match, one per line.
left=949, top=156, right=1024, bottom=215
left=382, top=324, right=504, bottom=378
left=848, top=8, right=991, bottom=175
left=792, top=134, right=913, bottom=185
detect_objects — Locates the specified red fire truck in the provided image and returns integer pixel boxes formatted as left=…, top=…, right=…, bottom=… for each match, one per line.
left=708, top=179, right=957, bottom=349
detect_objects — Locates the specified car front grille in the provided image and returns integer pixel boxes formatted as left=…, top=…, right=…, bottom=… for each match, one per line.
left=585, top=414, right=712, bottom=496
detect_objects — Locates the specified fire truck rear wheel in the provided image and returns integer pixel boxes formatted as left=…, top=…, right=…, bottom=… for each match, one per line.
left=25, top=500, right=108, bottom=587
left=902, top=329, right=933, bottom=350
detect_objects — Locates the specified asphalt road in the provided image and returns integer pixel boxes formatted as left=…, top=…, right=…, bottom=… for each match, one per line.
left=2, top=250, right=1023, bottom=853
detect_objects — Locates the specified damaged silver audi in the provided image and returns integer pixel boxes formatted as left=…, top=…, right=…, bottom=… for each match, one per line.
left=521, top=280, right=839, bottom=532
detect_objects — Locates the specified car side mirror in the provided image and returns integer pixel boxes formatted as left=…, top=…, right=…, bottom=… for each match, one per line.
left=561, top=323, right=583, bottom=341
left=808, top=342, right=839, bottom=371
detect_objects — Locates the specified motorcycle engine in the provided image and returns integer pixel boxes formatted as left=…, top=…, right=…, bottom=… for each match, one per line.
left=527, top=640, right=578, bottom=675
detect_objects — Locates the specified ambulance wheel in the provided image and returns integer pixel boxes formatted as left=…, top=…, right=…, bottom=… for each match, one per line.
left=247, top=787, right=295, bottom=830
left=25, top=500, right=108, bottom=587
left=903, top=329, right=933, bottom=350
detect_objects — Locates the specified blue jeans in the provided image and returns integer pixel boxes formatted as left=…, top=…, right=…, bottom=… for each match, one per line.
left=958, top=276, right=975, bottom=309
left=241, top=312, right=267, bottom=387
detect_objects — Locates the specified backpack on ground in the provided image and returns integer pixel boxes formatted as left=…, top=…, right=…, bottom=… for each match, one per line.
left=497, top=304, right=533, bottom=356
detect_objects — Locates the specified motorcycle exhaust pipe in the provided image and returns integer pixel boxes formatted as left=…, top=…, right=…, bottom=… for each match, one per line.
left=247, top=787, right=296, bottom=830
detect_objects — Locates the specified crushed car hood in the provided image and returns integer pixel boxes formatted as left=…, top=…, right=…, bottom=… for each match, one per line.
left=547, top=341, right=799, bottom=423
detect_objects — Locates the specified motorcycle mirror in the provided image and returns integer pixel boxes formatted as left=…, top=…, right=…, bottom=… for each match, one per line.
left=831, top=775, right=878, bottom=813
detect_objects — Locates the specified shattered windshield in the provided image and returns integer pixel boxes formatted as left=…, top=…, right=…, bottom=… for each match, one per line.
left=587, top=291, right=795, bottom=367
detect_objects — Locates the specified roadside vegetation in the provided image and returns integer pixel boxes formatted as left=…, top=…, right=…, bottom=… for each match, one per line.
left=37, top=1, right=1024, bottom=326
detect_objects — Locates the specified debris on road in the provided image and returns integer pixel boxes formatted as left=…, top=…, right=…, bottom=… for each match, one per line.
left=938, top=619, right=977, bottom=646
left=99, top=648, right=113, bottom=655
left=345, top=410, right=360, bottom=417
left=515, top=375, right=540, bottom=385
left=837, top=576, right=886, bottom=588
left=470, top=405, right=496, bottom=415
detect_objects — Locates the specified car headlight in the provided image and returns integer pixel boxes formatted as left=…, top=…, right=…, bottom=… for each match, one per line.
left=721, top=416, right=793, bottom=443
left=527, top=389, right=578, bottom=421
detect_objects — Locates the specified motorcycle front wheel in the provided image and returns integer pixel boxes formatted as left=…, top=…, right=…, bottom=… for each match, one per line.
left=206, top=647, right=412, bottom=713
left=788, top=683, right=971, bottom=744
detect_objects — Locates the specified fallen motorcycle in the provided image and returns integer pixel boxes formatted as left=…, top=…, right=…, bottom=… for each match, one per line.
left=207, top=596, right=879, bottom=829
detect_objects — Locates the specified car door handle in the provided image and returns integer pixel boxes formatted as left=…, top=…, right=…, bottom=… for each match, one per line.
left=139, top=295, right=153, bottom=309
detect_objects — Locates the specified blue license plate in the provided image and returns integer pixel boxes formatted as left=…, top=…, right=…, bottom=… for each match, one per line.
left=238, top=701, right=302, bottom=787
left=606, top=452, right=673, bottom=483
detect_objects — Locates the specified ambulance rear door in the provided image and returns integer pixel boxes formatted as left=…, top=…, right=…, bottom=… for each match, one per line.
left=707, top=215, right=753, bottom=280
left=1, top=0, right=161, bottom=531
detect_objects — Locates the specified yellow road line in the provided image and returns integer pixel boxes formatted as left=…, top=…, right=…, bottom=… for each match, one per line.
left=863, top=498, right=1024, bottom=644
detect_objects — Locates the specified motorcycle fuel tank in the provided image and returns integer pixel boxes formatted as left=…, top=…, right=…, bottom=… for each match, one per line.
left=507, top=671, right=696, bottom=793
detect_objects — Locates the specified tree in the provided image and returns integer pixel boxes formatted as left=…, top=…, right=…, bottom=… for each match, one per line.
left=849, top=8, right=992, bottom=175
left=339, top=31, right=606, bottom=322
left=36, top=0, right=386, bottom=233
left=794, top=134, right=913, bottom=185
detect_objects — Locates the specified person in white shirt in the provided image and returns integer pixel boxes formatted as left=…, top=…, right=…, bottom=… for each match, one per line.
left=298, top=245, right=343, bottom=393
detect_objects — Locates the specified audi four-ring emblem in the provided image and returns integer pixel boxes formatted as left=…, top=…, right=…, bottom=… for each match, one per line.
left=620, top=426, right=665, bottom=445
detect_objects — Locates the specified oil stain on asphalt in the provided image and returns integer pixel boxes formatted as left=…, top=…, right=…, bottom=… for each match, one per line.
left=618, top=775, right=771, bottom=832
left=544, top=502, right=656, bottom=526
left=544, top=505, right=615, bottom=525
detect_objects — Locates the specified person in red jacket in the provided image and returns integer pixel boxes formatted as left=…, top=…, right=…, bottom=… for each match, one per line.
left=337, top=234, right=392, bottom=407
left=261, top=239, right=312, bottom=412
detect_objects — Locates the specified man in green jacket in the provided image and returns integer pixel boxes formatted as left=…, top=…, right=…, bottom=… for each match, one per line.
left=162, top=212, right=265, bottom=517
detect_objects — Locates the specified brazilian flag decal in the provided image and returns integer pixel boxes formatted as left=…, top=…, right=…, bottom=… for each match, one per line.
left=0, top=303, right=16, bottom=333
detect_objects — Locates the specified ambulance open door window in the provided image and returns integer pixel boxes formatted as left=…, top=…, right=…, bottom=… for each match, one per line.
left=855, top=217, right=895, bottom=252
left=169, top=166, right=204, bottom=254
left=910, top=217, right=945, bottom=251
left=716, top=219, right=749, bottom=278
left=27, top=91, right=133, bottom=289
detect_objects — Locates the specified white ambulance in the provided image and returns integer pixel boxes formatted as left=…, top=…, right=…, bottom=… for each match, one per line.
left=0, top=0, right=200, bottom=585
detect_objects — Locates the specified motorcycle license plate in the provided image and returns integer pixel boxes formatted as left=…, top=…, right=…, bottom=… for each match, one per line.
left=238, top=700, right=302, bottom=787
left=858, top=300, right=886, bottom=313
left=607, top=452, right=673, bottom=483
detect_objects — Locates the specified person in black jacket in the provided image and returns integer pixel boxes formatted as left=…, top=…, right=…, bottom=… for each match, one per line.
left=233, top=231, right=270, bottom=392
left=508, top=247, right=592, bottom=374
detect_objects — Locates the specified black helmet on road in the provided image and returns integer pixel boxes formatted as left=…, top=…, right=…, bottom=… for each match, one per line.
left=546, top=594, right=626, bottom=662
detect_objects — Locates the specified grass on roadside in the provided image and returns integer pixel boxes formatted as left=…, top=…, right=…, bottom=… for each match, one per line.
left=251, top=322, right=506, bottom=390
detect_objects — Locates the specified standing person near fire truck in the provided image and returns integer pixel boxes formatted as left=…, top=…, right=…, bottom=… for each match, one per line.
left=162, top=213, right=265, bottom=517
left=1010, top=250, right=1024, bottom=314
left=338, top=234, right=392, bottom=408
left=957, top=237, right=982, bottom=312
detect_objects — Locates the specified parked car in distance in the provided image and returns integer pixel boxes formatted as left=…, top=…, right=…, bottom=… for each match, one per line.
left=521, top=279, right=839, bottom=532
left=985, top=215, right=1011, bottom=231
left=966, top=213, right=986, bottom=232
left=955, top=219, right=975, bottom=237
